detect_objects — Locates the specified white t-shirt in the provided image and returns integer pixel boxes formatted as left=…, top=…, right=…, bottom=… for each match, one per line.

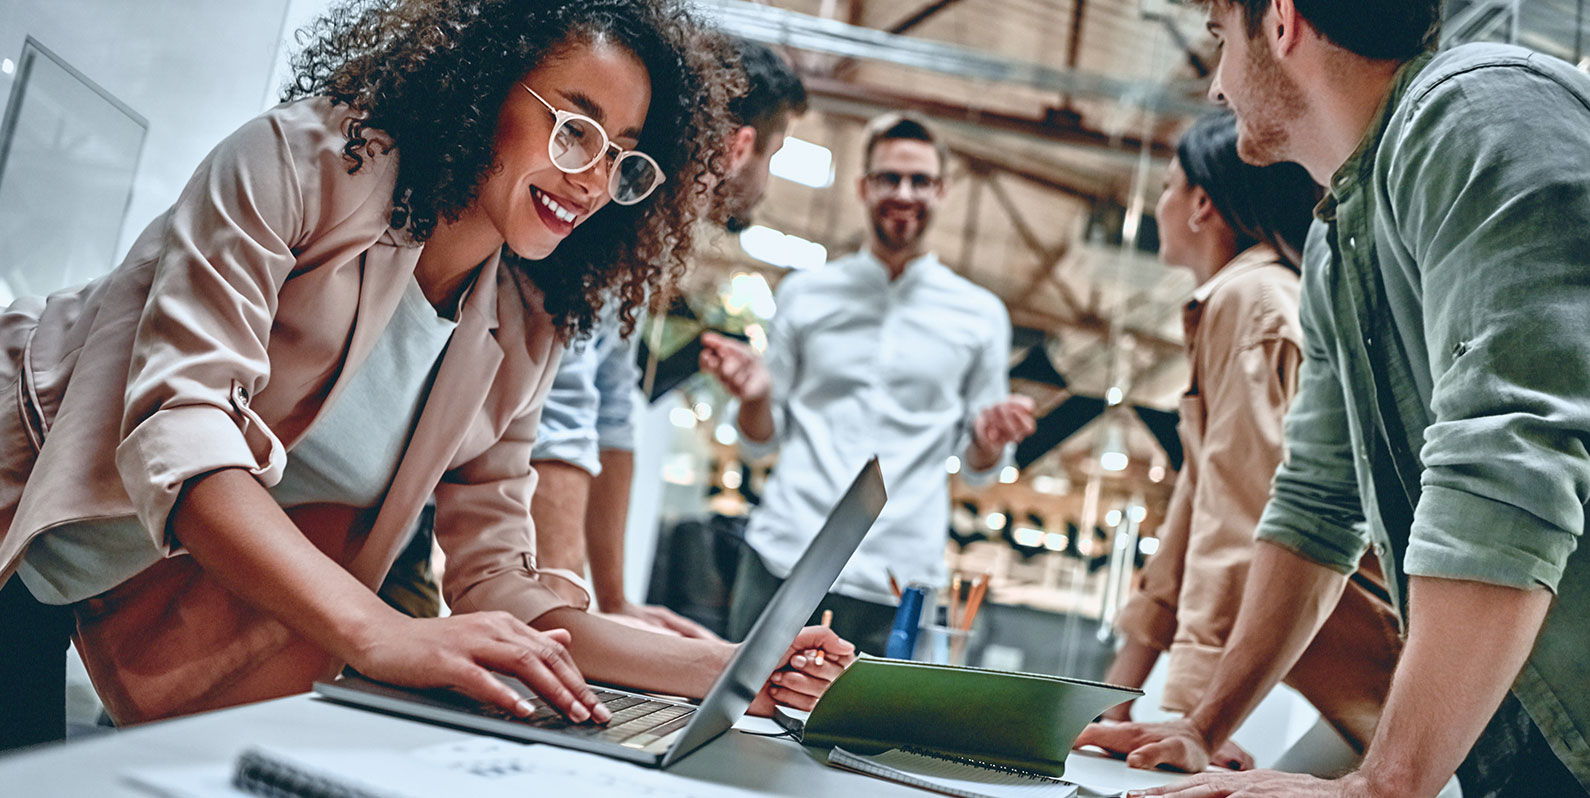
left=17, top=276, right=457, bottom=604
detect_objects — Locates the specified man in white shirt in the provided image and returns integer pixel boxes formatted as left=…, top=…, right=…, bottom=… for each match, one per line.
left=702, top=113, right=1036, bottom=654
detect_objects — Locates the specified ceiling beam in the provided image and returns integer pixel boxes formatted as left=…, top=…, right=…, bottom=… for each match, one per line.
left=1059, top=0, right=1089, bottom=108
left=803, top=75, right=1178, bottom=161
left=832, top=0, right=970, bottom=78
left=887, top=0, right=969, bottom=35
left=1007, top=306, right=1183, bottom=358
left=698, top=0, right=1211, bottom=117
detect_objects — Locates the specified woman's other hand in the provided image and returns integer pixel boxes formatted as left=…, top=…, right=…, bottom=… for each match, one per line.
left=748, top=625, right=857, bottom=715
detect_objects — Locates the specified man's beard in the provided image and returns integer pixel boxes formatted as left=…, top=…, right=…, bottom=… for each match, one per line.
left=721, top=168, right=762, bottom=233
left=1233, top=36, right=1306, bottom=166
left=871, top=206, right=930, bottom=252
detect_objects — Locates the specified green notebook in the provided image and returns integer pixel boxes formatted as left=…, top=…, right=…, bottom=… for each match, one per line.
left=802, top=657, right=1141, bottom=779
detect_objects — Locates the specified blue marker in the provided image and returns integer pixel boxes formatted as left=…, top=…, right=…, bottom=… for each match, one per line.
left=885, top=585, right=928, bottom=659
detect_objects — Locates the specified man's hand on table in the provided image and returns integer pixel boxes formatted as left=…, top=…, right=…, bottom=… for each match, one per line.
left=748, top=625, right=857, bottom=715
left=1124, top=770, right=1379, bottom=798
left=1074, top=717, right=1218, bottom=773
left=603, top=600, right=721, bottom=640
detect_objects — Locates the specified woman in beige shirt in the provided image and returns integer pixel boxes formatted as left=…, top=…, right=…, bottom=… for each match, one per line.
left=0, top=0, right=850, bottom=750
left=1089, top=113, right=1400, bottom=768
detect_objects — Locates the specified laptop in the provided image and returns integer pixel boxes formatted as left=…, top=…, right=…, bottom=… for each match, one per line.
left=314, top=457, right=886, bottom=768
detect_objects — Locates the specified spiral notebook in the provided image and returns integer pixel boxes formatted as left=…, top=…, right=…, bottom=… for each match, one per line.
left=124, top=739, right=764, bottom=798
left=828, top=747, right=1079, bottom=798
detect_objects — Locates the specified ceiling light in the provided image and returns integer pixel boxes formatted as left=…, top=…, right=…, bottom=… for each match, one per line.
left=1138, top=537, right=1160, bottom=556
left=770, top=136, right=835, bottom=188
left=1099, top=422, right=1128, bottom=472
left=724, top=272, right=776, bottom=317
left=1012, top=526, right=1043, bottom=547
left=739, top=225, right=827, bottom=271
left=999, top=466, right=1019, bottom=484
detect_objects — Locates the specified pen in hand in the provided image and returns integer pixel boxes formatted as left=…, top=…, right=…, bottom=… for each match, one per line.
left=814, top=609, right=833, bottom=666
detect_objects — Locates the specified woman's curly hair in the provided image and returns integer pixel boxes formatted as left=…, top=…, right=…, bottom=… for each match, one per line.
left=285, top=0, right=741, bottom=339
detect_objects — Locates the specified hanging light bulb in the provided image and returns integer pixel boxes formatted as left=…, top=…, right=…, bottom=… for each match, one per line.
left=1099, top=421, right=1129, bottom=472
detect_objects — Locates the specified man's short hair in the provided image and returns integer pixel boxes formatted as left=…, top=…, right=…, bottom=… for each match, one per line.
left=861, top=112, right=949, bottom=174
left=727, top=38, right=808, bottom=153
left=1194, top=0, right=1441, bottom=61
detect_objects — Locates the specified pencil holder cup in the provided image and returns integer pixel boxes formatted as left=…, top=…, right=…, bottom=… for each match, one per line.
left=914, top=623, right=978, bottom=667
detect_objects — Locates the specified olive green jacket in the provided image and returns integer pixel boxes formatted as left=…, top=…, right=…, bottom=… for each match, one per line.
left=1254, top=43, right=1590, bottom=788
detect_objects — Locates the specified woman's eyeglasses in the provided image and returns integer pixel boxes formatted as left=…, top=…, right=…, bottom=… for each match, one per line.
left=520, top=84, right=664, bottom=206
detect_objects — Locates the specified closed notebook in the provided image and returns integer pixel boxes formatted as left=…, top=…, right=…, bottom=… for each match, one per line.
left=828, top=747, right=1079, bottom=798
left=802, top=657, right=1140, bottom=779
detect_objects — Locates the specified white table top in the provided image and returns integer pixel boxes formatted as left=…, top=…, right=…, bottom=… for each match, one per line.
left=0, top=694, right=1185, bottom=797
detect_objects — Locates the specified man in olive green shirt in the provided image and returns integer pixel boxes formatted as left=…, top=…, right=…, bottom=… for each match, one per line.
left=1075, top=1, right=1590, bottom=796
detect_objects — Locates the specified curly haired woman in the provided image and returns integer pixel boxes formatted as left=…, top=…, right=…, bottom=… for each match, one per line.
left=0, top=0, right=852, bottom=750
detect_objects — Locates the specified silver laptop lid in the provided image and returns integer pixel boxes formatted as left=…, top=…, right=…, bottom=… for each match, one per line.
left=659, top=457, right=886, bottom=767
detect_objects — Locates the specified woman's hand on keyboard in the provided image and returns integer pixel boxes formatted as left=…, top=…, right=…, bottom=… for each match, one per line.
left=748, top=625, right=857, bottom=714
left=348, top=611, right=612, bottom=725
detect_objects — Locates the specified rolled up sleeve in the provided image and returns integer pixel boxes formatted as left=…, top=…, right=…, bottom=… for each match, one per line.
left=1172, top=337, right=1301, bottom=686
left=593, top=333, right=639, bottom=453
left=1390, top=65, right=1590, bottom=591
left=1118, top=466, right=1192, bottom=651
left=957, top=299, right=1013, bottom=487
left=1255, top=232, right=1370, bottom=573
left=532, top=339, right=603, bottom=475
left=436, top=373, right=577, bottom=620
left=114, top=104, right=364, bottom=544
left=737, top=279, right=800, bottom=461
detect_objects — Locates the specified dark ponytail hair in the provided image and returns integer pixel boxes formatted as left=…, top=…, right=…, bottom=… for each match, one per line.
left=1177, top=112, right=1320, bottom=268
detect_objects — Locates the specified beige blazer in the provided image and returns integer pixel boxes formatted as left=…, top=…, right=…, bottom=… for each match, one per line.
left=0, top=98, right=573, bottom=724
left=1115, top=246, right=1401, bottom=752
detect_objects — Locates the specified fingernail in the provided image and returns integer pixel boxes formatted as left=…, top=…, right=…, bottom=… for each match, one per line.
left=515, top=698, right=535, bottom=717
left=569, top=702, right=590, bottom=722
left=592, top=702, right=612, bottom=723
left=791, top=655, right=807, bottom=668
left=771, top=672, right=785, bottom=684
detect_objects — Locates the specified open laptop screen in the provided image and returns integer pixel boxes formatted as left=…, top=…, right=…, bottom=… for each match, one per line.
left=660, top=457, right=886, bottom=766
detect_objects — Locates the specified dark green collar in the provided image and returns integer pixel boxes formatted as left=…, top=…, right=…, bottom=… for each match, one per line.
left=1317, top=50, right=1437, bottom=220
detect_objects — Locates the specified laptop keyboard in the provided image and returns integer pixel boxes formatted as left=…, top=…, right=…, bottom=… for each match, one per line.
left=478, top=688, right=696, bottom=748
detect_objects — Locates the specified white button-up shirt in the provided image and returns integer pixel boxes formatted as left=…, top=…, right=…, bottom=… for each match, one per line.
left=741, top=250, right=1012, bottom=604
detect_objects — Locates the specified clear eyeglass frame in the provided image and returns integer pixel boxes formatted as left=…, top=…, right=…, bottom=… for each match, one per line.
left=519, top=83, right=664, bottom=206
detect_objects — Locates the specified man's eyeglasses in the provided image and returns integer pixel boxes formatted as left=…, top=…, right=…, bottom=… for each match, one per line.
left=865, top=170, right=942, bottom=194
left=520, top=84, right=664, bottom=206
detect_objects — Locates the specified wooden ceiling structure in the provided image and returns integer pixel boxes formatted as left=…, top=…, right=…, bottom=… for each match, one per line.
left=681, top=0, right=1225, bottom=523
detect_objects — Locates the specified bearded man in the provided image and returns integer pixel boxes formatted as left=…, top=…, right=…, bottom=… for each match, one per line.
left=701, top=113, right=1035, bottom=655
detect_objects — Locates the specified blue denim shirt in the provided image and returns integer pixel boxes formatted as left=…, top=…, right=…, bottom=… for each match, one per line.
left=1253, top=44, right=1590, bottom=784
left=531, top=310, right=638, bottom=476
